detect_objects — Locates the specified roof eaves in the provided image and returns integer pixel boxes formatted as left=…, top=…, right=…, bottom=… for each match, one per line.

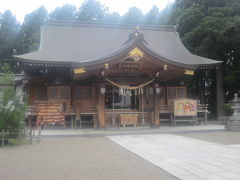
left=138, top=41, right=222, bottom=69
left=137, top=42, right=197, bottom=70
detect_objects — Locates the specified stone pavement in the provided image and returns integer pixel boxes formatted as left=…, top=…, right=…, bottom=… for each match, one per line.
left=107, top=134, right=240, bottom=180
left=0, top=137, right=178, bottom=180
left=41, top=124, right=224, bottom=137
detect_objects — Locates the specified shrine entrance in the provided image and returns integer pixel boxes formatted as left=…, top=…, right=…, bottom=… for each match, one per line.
left=96, top=47, right=189, bottom=127
left=103, top=78, right=156, bottom=127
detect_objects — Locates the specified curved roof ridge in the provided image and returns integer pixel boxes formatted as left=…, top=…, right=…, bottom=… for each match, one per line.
left=46, top=20, right=177, bottom=32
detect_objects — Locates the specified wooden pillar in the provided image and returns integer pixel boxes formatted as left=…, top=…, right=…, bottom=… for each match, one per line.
left=140, top=92, right=145, bottom=125
left=216, top=65, right=225, bottom=120
left=98, top=85, right=106, bottom=128
left=153, top=86, right=160, bottom=126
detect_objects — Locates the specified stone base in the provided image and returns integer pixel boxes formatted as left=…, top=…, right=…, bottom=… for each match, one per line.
left=225, top=120, right=240, bottom=131
left=219, top=116, right=230, bottom=122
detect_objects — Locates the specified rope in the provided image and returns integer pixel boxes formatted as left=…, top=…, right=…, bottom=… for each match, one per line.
left=105, top=78, right=154, bottom=90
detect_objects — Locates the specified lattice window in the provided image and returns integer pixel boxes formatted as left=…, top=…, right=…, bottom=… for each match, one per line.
left=73, top=87, right=82, bottom=99
left=159, top=87, right=165, bottom=99
left=73, top=87, right=92, bottom=99
left=48, top=87, right=58, bottom=99
left=167, top=87, right=176, bottom=99
left=35, top=87, right=46, bottom=101
left=177, top=87, right=186, bottom=98
left=59, top=87, right=69, bottom=99
left=167, top=87, right=186, bottom=99
left=84, top=87, right=91, bottom=99
left=48, top=86, right=70, bottom=100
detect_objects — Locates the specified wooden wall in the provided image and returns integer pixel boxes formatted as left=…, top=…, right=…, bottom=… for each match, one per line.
left=27, top=85, right=186, bottom=111
left=27, top=85, right=98, bottom=112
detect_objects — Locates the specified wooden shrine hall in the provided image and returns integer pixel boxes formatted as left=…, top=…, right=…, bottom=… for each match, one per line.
left=15, top=21, right=223, bottom=128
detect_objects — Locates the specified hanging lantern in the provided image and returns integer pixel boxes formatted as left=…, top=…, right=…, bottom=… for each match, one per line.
left=105, top=63, right=109, bottom=69
left=149, top=87, right=153, bottom=96
left=155, top=83, right=161, bottom=95
left=100, top=88, right=105, bottom=95
left=100, top=84, right=106, bottom=95
left=163, top=65, right=168, bottom=71
left=156, top=87, right=161, bottom=94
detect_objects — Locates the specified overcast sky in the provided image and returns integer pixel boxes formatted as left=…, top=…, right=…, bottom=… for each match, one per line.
left=0, top=0, right=175, bottom=22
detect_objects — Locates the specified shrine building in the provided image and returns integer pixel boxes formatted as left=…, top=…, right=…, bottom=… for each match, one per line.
left=14, top=21, right=223, bottom=128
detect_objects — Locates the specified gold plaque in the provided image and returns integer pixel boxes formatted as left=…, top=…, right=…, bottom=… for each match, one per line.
left=184, top=70, right=194, bottom=75
left=74, top=68, right=86, bottom=74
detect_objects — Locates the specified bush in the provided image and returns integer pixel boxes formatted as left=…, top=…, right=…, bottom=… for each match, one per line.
left=223, top=103, right=234, bottom=116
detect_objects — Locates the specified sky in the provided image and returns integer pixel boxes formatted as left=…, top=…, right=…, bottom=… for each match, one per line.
left=0, top=0, right=175, bottom=22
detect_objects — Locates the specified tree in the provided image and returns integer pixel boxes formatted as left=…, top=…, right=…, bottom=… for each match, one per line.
left=76, top=0, right=108, bottom=22
left=158, top=4, right=177, bottom=25
left=49, top=4, right=77, bottom=21
left=144, top=5, right=160, bottom=25
left=0, top=71, right=27, bottom=147
left=175, top=0, right=203, bottom=9
left=105, top=12, right=122, bottom=24
left=177, top=4, right=204, bottom=37
left=0, top=10, right=20, bottom=72
left=123, top=7, right=144, bottom=24
left=163, top=0, right=240, bottom=115
left=15, top=6, right=48, bottom=54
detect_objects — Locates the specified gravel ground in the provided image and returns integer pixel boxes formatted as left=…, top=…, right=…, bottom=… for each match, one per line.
left=0, top=137, right=178, bottom=180
left=180, top=131, right=240, bottom=145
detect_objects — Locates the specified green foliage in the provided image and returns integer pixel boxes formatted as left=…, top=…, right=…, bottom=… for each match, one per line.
left=156, top=0, right=240, bottom=116
left=0, top=73, right=27, bottom=134
left=167, top=0, right=240, bottom=107
left=177, top=4, right=204, bottom=36
left=0, top=10, right=20, bottom=72
left=104, top=12, right=122, bottom=23
left=123, top=7, right=143, bottom=24
left=15, top=6, right=48, bottom=54
left=76, top=0, right=108, bottom=22
left=223, top=103, right=234, bottom=116
left=0, top=10, right=19, bottom=56
left=143, top=6, right=159, bottom=25
left=49, top=4, right=77, bottom=21
left=175, top=0, right=203, bottom=9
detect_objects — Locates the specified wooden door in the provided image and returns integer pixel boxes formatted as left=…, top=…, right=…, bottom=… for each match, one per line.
left=47, top=86, right=70, bottom=111
left=144, top=86, right=154, bottom=125
left=159, top=86, right=166, bottom=106
left=167, top=86, right=187, bottom=105
left=73, top=86, right=94, bottom=112
left=28, top=86, right=47, bottom=105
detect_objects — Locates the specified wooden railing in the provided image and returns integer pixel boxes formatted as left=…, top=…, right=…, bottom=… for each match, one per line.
left=197, top=104, right=209, bottom=125
left=159, top=105, right=172, bottom=113
left=75, top=105, right=97, bottom=114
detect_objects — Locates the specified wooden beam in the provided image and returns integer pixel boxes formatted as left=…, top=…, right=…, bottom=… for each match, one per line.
left=153, top=85, right=160, bottom=126
left=216, top=65, right=225, bottom=120
left=98, top=84, right=106, bottom=128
